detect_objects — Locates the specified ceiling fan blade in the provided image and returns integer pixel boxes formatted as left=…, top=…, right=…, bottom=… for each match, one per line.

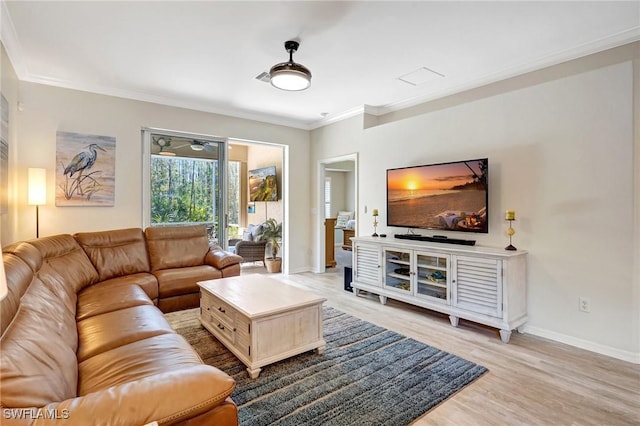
left=204, top=144, right=215, bottom=153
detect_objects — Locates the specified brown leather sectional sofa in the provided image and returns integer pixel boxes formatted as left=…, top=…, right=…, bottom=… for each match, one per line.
left=1, top=225, right=242, bottom=425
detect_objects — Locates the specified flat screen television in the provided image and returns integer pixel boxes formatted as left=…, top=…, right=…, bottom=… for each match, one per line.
left=386, top=158, right=488, bottom=233
left=249, top=166, right=278, bottom=201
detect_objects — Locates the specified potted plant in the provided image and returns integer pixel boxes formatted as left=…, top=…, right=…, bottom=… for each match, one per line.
left=257, top=218, right=283, bottom=273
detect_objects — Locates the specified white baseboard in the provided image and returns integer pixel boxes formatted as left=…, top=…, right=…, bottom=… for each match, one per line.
left=521, top=325, right=640, bottom=364
left=288, top=266, right=313, bottom=274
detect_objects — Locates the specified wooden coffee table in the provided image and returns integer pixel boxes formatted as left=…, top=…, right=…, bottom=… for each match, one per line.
left=198, top=275, right=326, bottom=378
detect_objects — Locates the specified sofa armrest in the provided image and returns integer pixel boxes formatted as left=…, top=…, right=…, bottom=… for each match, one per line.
left=35, top=366, right=235, bottom=426
left=205, top=246, right=242, bottom=270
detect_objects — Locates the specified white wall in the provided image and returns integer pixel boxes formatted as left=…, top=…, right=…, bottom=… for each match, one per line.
left=326, top=171, right=346, bottom=216
left=311, top=49, right=639, bottom=362
left=1, top=43, right=19, bottom=246
left=8, top=81, right=312, bottom=272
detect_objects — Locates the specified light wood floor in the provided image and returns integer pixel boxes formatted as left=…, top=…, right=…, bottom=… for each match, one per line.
left=241, top=267, right=640, bottom=426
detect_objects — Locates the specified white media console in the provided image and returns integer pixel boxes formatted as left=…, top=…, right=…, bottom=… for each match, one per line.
left=350, top=236, right=527, bottom=343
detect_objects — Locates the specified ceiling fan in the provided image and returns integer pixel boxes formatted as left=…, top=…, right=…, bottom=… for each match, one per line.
left=189, top=141, right=217, bottom=153
left=152, top=136, right=189, bottom=156
left=256, top=40, right=312, bottom=91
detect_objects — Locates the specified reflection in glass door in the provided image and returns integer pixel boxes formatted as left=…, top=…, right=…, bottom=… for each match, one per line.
left=143, top=129, right=227, bottom=247
left=416, top=252, right=449, bottom=304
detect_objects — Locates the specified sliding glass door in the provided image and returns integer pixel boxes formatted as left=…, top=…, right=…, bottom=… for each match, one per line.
left=142, top=129, right=228, bottom=247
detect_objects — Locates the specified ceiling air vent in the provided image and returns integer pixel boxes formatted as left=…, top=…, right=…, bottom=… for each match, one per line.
left=255, top=71, right=271, bottom=83
left=398, top=67, right=444, bottom=86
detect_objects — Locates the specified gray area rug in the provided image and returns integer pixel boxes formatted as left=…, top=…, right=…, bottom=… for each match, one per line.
left=173, top=306, right=487, bottom=426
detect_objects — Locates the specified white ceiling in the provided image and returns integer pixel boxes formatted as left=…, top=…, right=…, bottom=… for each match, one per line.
left=2, top=1, right=639, bottom=130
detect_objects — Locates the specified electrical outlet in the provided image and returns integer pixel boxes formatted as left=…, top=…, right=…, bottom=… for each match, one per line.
left=579, top=297, right=591, bottom=313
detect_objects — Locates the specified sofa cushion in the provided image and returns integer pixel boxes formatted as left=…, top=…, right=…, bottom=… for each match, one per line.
left=81, top=272, right=159, bottom=303
left=1, top=253, right=33, bottom=335
left=41, top=366, right=236, bottom=426
left=3, top=241, right=42, bottom=273
left=206, top=247, right=243, bottom=269
left=77, top=283, right=153, bottom=321
left=76, top=305, right=174, bottom=362
left=155, top=265, right=222, bottom=298
left=28, top=234, right=99, bottom=292
left=145, top=225, right=210, bottom=271
left=78, top=333, right=203, bottom=395
left=37, top=264, right=79, bottom=323
left=0, top=281, right=78, bottom=408
left=75, top=228, right=151, bottom=281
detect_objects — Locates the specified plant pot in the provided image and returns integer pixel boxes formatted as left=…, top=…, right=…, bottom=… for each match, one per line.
left=265, top=257, right=282, bottom=273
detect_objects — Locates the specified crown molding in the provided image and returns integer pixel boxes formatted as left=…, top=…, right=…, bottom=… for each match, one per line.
left=373, top=27, right=640, bottom=117
left=3, top=0, right=639, bottom=133
left=23, top=71, right=312, bottom=130
left=1, top=0, right=27, bottom=78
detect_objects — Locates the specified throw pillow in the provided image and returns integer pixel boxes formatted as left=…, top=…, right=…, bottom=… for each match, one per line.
left=249, top=224, right=263, bottom=240
left=336, top=214, right=351, bottom=228
left=338, top=210, right=354, bottom=220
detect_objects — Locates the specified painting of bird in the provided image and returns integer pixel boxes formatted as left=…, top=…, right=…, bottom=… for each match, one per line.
left=56, top=131, right=115, bottom=206
left=63, top=143, right=106, bottom=178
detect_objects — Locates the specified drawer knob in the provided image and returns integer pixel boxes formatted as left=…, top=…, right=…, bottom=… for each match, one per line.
left=218, top=307, right=226, bottom=313
left=217, top=323, right=225, bottom=330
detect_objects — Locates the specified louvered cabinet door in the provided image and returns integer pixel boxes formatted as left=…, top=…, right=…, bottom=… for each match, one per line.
left=353, top=243, right=382, bottom=287
left=452, top=255, right=502, bottom=318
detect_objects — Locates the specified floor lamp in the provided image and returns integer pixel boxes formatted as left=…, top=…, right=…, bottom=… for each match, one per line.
left=28, top=168, right=46, bottom=238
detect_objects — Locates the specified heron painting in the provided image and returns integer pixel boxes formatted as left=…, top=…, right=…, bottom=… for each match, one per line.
left=56, top=131, right=115, bottom=206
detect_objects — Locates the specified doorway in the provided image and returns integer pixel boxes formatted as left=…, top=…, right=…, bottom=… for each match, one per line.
left=316, top=153, right=358, bottom=273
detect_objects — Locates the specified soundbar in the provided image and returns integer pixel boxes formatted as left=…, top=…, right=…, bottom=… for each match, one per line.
left=394, top=234, right=476, bottom=246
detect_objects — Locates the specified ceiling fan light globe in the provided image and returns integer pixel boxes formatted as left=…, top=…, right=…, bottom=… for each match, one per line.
left=190, top=143, right=205, bottom=151
left=269, top=63, right=311, bottom=91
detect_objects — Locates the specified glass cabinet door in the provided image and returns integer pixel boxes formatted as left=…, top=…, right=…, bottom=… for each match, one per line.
left=415, top=252, right=450, bottom=303
left=383, top=249, right=412, bottom=294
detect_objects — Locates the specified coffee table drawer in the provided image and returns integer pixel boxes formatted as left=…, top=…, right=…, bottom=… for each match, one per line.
left=201, top=310, right=234, bottom=342
left=201, top=291, right=236, bottom=323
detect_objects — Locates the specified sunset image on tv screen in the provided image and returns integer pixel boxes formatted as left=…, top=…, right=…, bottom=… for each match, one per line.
left=387, top=159, right=488, bottom=233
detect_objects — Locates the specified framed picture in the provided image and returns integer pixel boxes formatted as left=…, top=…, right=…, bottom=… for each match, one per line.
left=249, top=166, right=277, bottom=202
left=56, top=131, right=116, bottom=206
left=0, top=94, right=8, bottom=214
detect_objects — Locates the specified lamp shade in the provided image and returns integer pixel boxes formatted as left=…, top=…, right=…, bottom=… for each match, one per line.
left=0, top=254, right=7, bottom=301
left=28, top=168, right=47, bottom=206
left=270, top=64, right=312, bottom=91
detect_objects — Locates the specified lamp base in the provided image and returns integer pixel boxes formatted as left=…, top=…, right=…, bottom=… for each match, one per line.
left=505, top=244, right=517, bottom=251
left=371, top=232, right=379, bottom=237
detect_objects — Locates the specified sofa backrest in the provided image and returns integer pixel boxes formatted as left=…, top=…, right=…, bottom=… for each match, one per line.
left=0, top=262, right=79, bottom=408
left=145, top=225, right=210, bottom=271
left=27, top=234, right=99, bottom=292
left=1, top=251, right=35, bottom=335
left=75, top=228, right=151, bottom=282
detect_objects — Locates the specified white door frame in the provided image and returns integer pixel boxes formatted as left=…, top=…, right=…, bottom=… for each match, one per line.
left=315, top=153, right=358, bottom=273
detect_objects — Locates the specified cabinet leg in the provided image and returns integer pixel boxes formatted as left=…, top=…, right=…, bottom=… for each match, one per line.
left=353, top=288, right=360, bottom=296
left=316, top=345, right=325, bottom=355
left=499, top=329, right=512, bottom=343
left=379, top=295, right=387, bottom=305
left=247, top=367, right=262, bottom=379
left=449, top=315, right=459, bottom=327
